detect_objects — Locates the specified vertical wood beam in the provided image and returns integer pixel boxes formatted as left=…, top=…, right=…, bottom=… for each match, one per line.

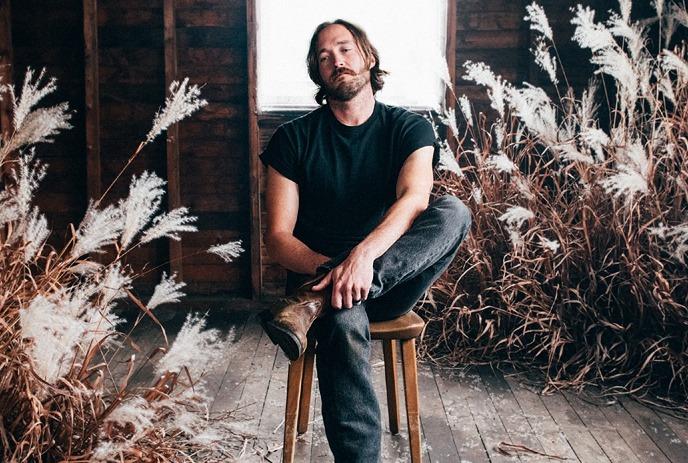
left=163, top=0, right=183, bottom=278
left=445, top=0, right=458, bottom=153
left=0, top=0, right=13, bottom=142
left=444, top=0, right=457, bottom=112
left=246, top=0, right=262, bottom=298
left=83, top=0, right=101, bottom=200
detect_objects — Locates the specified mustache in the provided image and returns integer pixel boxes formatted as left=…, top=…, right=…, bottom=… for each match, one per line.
left=332, top=68, right=356, bottom=80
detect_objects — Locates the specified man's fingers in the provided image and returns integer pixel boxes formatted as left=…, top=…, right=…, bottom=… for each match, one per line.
left=331, top=290, right=343, bottom=309
left=311, top=271, right=331, bottom=291
left=343, top=289, right=353, bottom=309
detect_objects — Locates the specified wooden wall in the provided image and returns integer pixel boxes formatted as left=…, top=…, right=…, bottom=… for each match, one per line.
left=8, top=0, right=250, bottom=295
left=6, top=0, right=644, bottom=299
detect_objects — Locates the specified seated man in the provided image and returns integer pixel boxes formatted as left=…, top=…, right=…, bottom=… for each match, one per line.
left=259, top=19, right=471, bottom=462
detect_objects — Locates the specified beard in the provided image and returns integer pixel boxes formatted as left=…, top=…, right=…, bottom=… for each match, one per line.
left=323, top=69, right=370, bottom=102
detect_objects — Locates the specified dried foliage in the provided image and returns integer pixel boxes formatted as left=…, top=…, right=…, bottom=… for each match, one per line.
left=421, top=1, right=688, bottom=411
left=0, top=70, right=248, bottom=461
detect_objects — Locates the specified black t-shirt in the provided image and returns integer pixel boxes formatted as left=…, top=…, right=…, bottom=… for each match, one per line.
left=260, top=100, right=438, bottom=258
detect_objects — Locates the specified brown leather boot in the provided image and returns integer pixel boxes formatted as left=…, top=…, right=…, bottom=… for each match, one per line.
left=259, top=279, right=330, bottom=361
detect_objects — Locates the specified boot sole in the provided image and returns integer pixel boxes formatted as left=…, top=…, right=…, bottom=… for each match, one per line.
left=259, top=309, right=304, bottom=361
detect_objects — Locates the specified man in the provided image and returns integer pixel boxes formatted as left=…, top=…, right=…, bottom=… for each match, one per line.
left=259, top=19, right=471, bottom=462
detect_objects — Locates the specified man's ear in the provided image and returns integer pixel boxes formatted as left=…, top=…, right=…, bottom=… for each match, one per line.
left=367, top=55, right=376, bottom=70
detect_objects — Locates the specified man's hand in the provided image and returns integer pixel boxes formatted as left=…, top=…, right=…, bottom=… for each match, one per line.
left=312, top=249, right=374, bottom=309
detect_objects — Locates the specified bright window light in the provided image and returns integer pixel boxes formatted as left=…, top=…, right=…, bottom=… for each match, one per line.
left=255, top=0, right=449, bottom=111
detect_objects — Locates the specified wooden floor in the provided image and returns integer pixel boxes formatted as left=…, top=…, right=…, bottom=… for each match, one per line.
left=118, top=307, right=688, bottom=463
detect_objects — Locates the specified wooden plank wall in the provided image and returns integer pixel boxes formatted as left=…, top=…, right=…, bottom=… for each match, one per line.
left=9, top=0, right=250, bottom=295
left=11, top=0, right=87, bottom=238
left=10, top=0, right=648, bottom=299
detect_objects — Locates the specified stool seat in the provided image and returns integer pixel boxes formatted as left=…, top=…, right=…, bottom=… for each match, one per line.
left=370, top=310, right=424, bottom=340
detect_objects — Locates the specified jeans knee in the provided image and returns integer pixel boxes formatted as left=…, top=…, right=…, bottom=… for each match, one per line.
left=433, top=195, right=472, bottom=231
left=318, top=305, right=370, bottom=349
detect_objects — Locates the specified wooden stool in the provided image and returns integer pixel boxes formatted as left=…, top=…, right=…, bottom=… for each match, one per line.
left=282, top=310, right=425, bottom=463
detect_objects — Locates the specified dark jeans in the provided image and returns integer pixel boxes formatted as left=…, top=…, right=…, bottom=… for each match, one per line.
left=287, top=195, right=472, bottom=462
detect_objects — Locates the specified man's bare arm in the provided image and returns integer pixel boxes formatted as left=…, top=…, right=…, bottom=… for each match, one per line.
left=264, top=166, right=330, bottom=275
left=352, top=146, right=434, bottom=260
left=312, top=146, right=434, bottom=308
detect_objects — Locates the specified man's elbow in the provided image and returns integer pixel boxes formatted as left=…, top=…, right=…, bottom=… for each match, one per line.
left=408, top=191, right=430, bottom=215
left=265, top=231, right=285, bottom=258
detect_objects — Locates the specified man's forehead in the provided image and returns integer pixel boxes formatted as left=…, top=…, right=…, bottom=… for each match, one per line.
left=317, top=24, right=356, bottom=52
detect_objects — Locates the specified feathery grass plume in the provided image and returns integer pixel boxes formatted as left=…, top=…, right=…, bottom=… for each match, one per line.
left=499, top=205, right=535, bottom=228
left=1, top=69, right=72, bottom=162
left=506, top=84, right=558, bottom=144
left=485, top=153, right=517, bottom=173
left=525, top=2, right=553, bottom=40
left=661, top=49, right=688, bottom=84
left=0, top=189, right=20, bottom=224
left=653, top=0, right=665, bottom=18
left=458, top=94, right=473, bottom=127
left=146, top=78, right=208, bottom=144
left=438, top=107, right=459, bottom=139
left=10, top=68, right=57, bottom=131
left=607, top=13, right=646, bottom=62
left=649, top=223, right=688, bottom=264
left=658, top=74, right=677, bottom=103
left=533, top=38, right=559, bottom=85
left=462, top=61, right=509, bottom=118
left=207, top=239, right=244, bottom=263
left=513, top=176, right=535, bottom=200
left=571, top=5, right=616, bottom=52
left=105, top=397, right=155, bottom=440
left=671, top=2, right=688, bottom=28
left=580, top=127, right=609, bottom=161
left=539, top=236, right=560, bottom=252
left=590, top=47, right=639, bottom=112
left=155, top=314, right=225, bottom=379
left=5, top=103, right=72, bottom=155
left=22, top=206, right=49, bottom=263
left=98, top=262, right=131, bottom=309
left=15, top=152, right=47, bottom=220
left=471, top=186, right=483, bottom=205
left=577, top=79, right=599, bottom=127
left=499, top=205, right=535, bottom=248
left=554, top=141, right=595, bottom=164
left=599, top=140, right=650, bottom=201
left=119, top=171, right=166, bottom=249
left=19, top=294, right=88, bottom=384
left=140, top=206, right=197, bottom=243
left=148, top=271, right=186, bottom=310
left=437, top=140, right=463, bottom=176
left=619, top=0, right=632, bottom=23
left=70, top=202, right=123, bottom=258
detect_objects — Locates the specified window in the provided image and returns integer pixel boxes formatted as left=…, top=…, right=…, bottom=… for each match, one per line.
left=255, top=0, right=449, bottom=111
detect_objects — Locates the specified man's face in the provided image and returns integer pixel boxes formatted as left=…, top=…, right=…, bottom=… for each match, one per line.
left=316, top=24, right=373, bottom=102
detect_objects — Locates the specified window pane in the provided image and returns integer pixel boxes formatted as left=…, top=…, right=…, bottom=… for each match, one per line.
left=256, top=0, right=448, bottom=111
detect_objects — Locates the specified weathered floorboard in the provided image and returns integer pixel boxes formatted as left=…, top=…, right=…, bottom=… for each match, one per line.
left=112, top=312, right=688, bottom=463
left=562, top=391, right=642, bottom=463
left=501, top=373, right=579, bottom=462
left=540, top=390, right=612, bottom=462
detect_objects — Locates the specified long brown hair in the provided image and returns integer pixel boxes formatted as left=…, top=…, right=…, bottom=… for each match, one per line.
left=306, top=19, right=388, bottom=105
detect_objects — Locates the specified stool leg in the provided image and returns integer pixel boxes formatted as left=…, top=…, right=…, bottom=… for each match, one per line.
left=283, top=354, right=305, bottom=463
left=297, top=342, right=316, bottom=434
left=382, top=339, right=400, bottom=434
left=401, top=338, right=422, bottom=463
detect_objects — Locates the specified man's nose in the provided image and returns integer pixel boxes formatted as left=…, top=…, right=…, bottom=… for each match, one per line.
left=334, top=54, right=346, bottom=68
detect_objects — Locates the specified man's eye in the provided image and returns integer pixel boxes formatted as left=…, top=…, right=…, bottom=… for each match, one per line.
left=320, top=56, right=328, bottom=62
